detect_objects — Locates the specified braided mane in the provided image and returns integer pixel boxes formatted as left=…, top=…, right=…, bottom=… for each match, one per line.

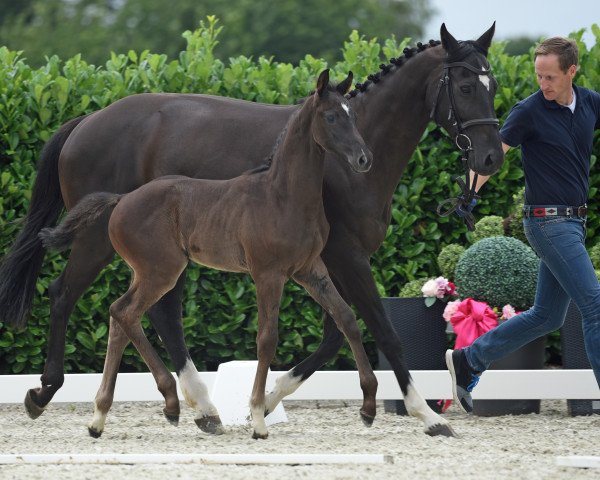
left=348, top=39, right=445, bottom=98
left=348, top=38, right=490, bottom=98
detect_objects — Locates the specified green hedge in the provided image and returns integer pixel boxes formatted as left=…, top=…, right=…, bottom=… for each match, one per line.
left=1, top=18, right=599, bottom=373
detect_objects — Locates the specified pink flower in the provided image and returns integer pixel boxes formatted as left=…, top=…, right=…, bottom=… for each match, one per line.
left=443, top=300, right=461, bottom=322
left=446, top=281, right=456, bottom=296
left=501, top=304, right=521, bottom=320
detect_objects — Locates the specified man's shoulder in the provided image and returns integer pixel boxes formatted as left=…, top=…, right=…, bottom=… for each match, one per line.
left=574, top=84, right=600, bottom=104
left=515, top=90, right=543, bottom=110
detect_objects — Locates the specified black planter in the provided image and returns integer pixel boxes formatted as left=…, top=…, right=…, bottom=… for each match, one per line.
left=561, top=301, right=600, bottom=416
left=376, top=297, right=448, bottom=415
left=472, top=334, right=546, bottom=416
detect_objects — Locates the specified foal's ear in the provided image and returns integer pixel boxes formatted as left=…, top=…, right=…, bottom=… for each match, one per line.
left=475, top=22, right=496, bottom=56
left=316, top=69, right=330, bottom=96
left=440, top=23, right=459, bottom=53
left=336, top=71, right=353, bottom=95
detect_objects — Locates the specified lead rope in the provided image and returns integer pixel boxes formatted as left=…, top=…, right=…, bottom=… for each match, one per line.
left=436, top=157, right=479, bottom=231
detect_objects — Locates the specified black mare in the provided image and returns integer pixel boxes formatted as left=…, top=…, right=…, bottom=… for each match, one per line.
left=0, top=24, right=503, bottom=437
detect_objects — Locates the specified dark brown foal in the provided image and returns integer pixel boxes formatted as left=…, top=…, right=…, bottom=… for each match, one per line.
left=41, top=70, right=375, bottom=439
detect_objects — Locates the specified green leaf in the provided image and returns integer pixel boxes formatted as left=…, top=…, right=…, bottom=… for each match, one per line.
left=424, top=297, right=436, bottom=307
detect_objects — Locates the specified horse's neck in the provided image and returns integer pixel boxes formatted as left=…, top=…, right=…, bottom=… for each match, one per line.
left=267, top=110, right=325, bottom=207
left=351, top=49, right=443, bottom=199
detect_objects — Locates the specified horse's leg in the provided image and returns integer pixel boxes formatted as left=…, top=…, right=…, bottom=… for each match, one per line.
left=88, top=315, right=129, bottom=437
left=24, top=225, right=115, bottom=418
left=324, top=249, right=456, bottom=437
left=264, top=305, right=343, bottom=416
left=147, top=271, right=223, bottom=434
left=293, top=258, right=378, bottom=426
left=249, top=273, right=285, bottom=439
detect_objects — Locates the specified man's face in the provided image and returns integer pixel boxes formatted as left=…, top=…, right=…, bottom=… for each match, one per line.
left=534, top=53, right=576, bottom=105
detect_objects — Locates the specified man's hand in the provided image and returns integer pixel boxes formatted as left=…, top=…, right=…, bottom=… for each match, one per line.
left=455, top=197, right=477, bottom=218
left=454, top=196, right=477, bottom=231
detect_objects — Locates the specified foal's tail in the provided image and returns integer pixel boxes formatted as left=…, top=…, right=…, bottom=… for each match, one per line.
left=39, top=193, right=123, bottom=252
left=0, top=115, right=87, bottom=329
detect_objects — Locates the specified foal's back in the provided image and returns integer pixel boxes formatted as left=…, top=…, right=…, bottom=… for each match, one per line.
left=108, top=171, right=326, bottom=276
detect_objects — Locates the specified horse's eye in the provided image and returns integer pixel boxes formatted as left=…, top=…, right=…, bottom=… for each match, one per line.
left=325, top=113, right=335, bottom=124
left=460, top=85, right=472, bottom=94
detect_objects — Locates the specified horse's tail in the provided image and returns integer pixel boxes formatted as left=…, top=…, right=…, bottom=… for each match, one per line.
left=0, top=115, right=87, bottom=329
left=40, top=193, right=123, bottom=252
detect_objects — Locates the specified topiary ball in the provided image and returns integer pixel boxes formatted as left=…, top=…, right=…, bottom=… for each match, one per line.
left=437, top=244, right=465, bottom=279
left=471, top=215, right=505, bottom=243
left=454, top=236, right=539, bottom=310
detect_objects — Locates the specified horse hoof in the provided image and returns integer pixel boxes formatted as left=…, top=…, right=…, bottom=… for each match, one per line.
left=163, top=409, right=179, bottom=427
left=426, top=423, right=458, bottom=438
left=360, top=410, right=375, bottom=427
left=252, top=430, right=268, bottom=440
left=88, top=426, right=103, bottom=438
left=195, top=415, right=225, bottom=435
left=24, top=390, right=46, bottom=419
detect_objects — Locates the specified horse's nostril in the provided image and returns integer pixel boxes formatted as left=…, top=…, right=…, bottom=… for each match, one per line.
left=359, top=155, right=367, bottom=166
left=484, top=154, right=493, bottom=166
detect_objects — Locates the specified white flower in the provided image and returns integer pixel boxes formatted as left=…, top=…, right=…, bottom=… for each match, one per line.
left=422, top=276, right=451, bottom=299
left=421, top=279, right=438, bottom=297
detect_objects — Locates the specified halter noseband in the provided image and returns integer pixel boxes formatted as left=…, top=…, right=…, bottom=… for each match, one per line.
left=431, top=60, right=500, bottom=231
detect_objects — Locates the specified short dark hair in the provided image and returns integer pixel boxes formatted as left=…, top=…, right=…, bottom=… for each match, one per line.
left=534, top=37, right=578, bottom=72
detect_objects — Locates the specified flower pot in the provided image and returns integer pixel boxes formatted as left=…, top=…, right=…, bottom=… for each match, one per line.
left=376, top=297, right=448, bottom=415
left=472, top=334, right=546, bottom=416
left=560, top=301, right=600, bottom=416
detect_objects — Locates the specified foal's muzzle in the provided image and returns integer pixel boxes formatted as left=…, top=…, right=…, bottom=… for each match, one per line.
left=350, top=148, right=373, bottom=173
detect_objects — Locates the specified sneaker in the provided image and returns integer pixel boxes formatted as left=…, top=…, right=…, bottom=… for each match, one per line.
left=445, top=349, right=480, bottom=414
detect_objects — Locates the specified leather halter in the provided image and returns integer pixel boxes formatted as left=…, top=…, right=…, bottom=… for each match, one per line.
left=430, top=60, right=500, bottom=230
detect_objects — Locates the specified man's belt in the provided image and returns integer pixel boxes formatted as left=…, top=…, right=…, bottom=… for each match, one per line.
left=523, top=205, right=588, bottom=218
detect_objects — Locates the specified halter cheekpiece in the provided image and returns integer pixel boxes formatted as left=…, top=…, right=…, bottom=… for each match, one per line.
left=431, top=59, right=500, bottom=231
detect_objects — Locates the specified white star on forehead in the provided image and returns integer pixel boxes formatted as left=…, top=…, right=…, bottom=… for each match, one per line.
left=341, top=102, right=350, bottom=116
left=478, top=66, right=490, bottom=91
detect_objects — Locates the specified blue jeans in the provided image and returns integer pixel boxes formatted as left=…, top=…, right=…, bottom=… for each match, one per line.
left=464, top=210, right=600, bottom=388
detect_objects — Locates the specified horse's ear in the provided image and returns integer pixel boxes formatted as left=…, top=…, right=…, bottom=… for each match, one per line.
left=475, top=22, right=496, bottom=56
left=440, top=23, right=459, bottom=53
left=336, top=71, right=353, bottom=95
left=316, top=69, right=330, bottom=97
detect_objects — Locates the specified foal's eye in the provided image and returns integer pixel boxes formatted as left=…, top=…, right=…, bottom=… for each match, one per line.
left=325, top=113, right=335, bottom=124
left=460, top=85, right=472, bottom=94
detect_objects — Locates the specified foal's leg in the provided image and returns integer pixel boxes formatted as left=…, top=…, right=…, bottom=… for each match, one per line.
left=85, top=281, right=187, bottom=437
left=264, top=307, right=344, bottom=416
left=25, top=221, right=115, bottom=418
left=249, top=274, right=285, bottom=439
left=106, top=279, right=183, bottom=433
left=88, top=316, right=129, bottom=437
left=293, top=259, right=378, bottom=426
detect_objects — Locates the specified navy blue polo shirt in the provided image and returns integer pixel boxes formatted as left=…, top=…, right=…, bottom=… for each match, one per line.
left=500, top=84, right=600, bottom=206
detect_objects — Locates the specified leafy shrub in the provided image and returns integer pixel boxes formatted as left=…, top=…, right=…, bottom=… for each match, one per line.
left=471, top=216, right=505, bottom=243
left=590, top=242, right=600, bottom=269
left=398, top=278, right=431, bottom=298
left=505, top=186, right=527, bottom=244
left=0, top=19, right=599, bottom=373
left=454, top=236, right=539, bottom=311
left=437, top=244, right=465, bottom=280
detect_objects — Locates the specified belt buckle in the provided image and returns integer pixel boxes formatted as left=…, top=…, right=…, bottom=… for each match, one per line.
left=577, top=205, right=587, bottom=217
